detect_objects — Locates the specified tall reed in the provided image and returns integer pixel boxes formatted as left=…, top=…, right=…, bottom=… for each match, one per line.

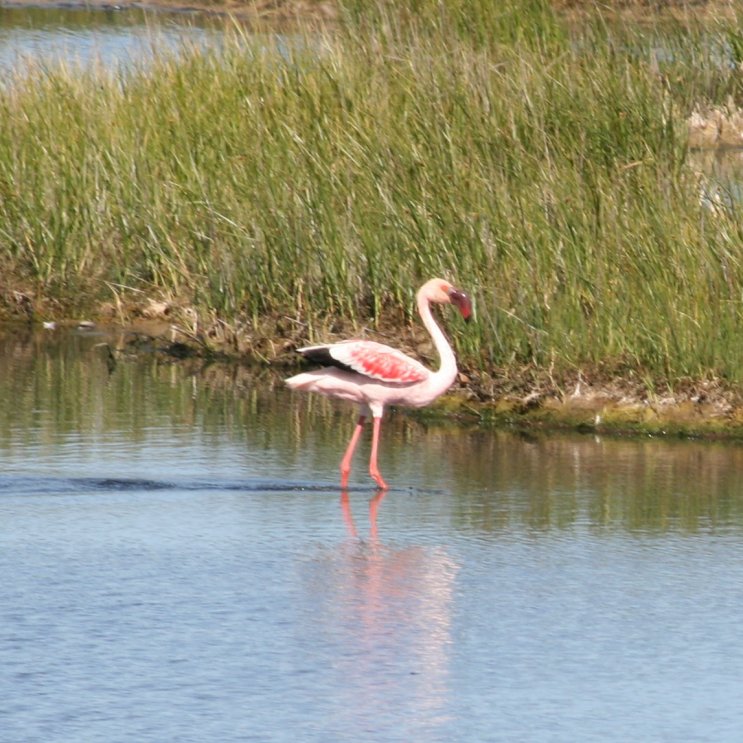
left=2, top=2, right=743, bottom=384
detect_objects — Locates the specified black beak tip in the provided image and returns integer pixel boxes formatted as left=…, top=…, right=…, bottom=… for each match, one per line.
left=449, top=288, right=473, bottom=321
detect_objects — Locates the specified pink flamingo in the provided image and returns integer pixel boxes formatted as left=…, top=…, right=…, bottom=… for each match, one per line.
left=285, top=278, right=472, bottom=489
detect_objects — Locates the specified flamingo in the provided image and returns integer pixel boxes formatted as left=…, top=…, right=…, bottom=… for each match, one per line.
left=285, top=278, right=472, bottom=489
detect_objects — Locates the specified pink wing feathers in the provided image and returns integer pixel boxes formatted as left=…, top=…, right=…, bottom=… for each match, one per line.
left=298, top=340, right=430, bottom=384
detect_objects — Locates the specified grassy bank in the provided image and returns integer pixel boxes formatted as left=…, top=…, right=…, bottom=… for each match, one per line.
left=4, top=0, right=743, bottom=425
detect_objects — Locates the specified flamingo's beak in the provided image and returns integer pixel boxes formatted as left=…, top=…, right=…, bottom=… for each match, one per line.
left=449, top=288, right=473, bottom=321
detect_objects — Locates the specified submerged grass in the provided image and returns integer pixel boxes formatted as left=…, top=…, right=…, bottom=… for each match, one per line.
left=4, top=1, right=743, bottom=392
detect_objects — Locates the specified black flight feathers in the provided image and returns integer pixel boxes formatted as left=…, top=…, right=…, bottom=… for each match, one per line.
left=298, top=346, right=355, bottom=374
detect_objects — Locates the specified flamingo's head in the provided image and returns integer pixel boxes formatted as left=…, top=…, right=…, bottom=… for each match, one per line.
left=421, top=278, right=473, bottom=321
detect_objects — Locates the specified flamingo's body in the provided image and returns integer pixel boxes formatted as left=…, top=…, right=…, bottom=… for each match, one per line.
left=285, top=278, right=472, bottom=489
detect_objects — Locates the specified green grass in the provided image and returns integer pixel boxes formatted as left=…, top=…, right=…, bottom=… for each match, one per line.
left=3, top=1, right=743, bottom=386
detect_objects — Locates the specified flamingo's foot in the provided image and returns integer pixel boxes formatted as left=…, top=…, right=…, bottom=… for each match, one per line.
left=370, top=470, right=389, bottom=491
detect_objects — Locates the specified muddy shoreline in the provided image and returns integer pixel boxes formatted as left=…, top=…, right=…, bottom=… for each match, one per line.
left=21, top=312, right=743, bottom=442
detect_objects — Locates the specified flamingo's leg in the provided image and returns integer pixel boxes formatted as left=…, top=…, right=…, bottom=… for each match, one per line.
left=369, top=416, right=389, bottom=490
left=340, top=415, right=366, bottom=488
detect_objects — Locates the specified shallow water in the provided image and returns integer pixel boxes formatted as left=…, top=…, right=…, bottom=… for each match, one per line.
left=0, top=5, right=229, bottom=75
left=2, top=325, right=743, bottom=741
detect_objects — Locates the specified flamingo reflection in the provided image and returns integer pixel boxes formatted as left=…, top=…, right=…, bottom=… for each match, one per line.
left=340, top=489, right=386, bottom=541
left=301, top=491, right=459, bottom=735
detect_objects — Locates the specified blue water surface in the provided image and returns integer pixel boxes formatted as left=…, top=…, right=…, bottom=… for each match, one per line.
left=1, top=328, right=743, bottom=741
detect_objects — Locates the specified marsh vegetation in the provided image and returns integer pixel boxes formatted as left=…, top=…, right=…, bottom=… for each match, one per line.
left=5, top=0, right=743, bottom=428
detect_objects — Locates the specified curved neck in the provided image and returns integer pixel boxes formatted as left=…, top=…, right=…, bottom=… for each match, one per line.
left=418, top=291, right=457, bottom=383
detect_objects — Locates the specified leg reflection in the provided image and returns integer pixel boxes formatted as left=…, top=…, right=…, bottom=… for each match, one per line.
left=340, top=489, right=357, bottom=538
left=339, top=490, right=387, bottom=540
left=368, top=490, right=386, bottom=541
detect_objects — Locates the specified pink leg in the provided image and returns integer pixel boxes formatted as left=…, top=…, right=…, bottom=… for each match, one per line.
left=340, top=415, right=366, bottom=488
left=369, top=416, right=389, bottom=490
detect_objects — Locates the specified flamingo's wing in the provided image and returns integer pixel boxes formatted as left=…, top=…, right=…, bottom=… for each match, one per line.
left=298, top=340, right=429, bottom=384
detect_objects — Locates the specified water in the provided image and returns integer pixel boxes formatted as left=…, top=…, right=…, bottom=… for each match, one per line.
left=0, top=5, right=230, bottom=75
left=1, top=325, right=743, bottom=742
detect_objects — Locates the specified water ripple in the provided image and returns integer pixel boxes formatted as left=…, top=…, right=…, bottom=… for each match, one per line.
left=0, top=475, right=430, bottom=496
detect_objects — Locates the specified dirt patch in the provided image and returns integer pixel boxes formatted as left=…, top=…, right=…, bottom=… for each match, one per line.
left=688, top=100, right=743, bottom=149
